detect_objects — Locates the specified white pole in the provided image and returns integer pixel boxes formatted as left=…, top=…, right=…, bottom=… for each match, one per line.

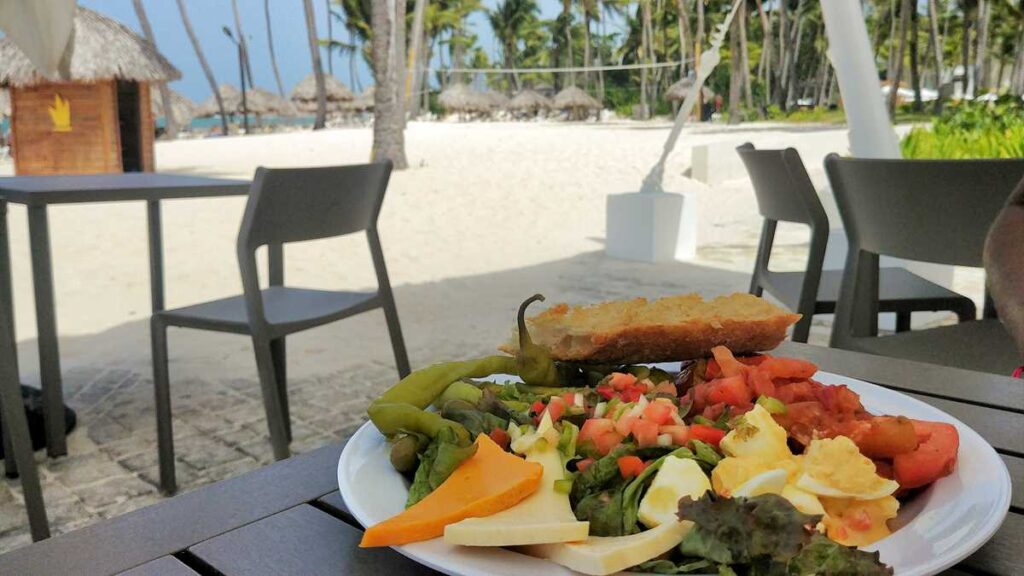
left=820, top=0, right=901, bottom=159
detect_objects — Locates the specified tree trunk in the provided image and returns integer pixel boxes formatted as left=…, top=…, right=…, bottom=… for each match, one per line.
left=230, top=0, right=255, bottom=87
left=974, top=0, right=991, bottom=93
left=408, top=0, right=428, bottom=118
left=584, top=13, right=592, bottom=90
left=350, top=28, right=362, bottom=92
left=640, top=0, right=651, bottom=118
left=817, top=57, right=831, bottom=107
left=371, top=0, right=408, bottom=168
left=325, top=0, right=334, bottom=75
left=728, top=6, right=742, bottom=124
left=265, top=0, right=287, bottom=98
left=393, top=0, right=407, bottom=127
left=910, top=4, right=922, bottom=111
left=784, top=0, right=806, bottom=110
left=887, top=0, right=898, bottom=83
left=927, top=0, right=943, bottom=90
left=695, top=0, right=705, bottom=115
left=302, top=0, right=327, bottom=129
left=961, top=11, right=972, bottom=96
left=1014, top=28, right=1024, bottom=95
left=175, top=0, right=227, bottom=135
left=676, top=0, right=690, bottom=79
left=564, top=0, right=575, bottom=87
left=888, top=0, right=911, bottom=116
left=776, top=0, right=788, bottom=107
left=645, top=0, right=659, bottom=114
left=754, top=0, right=771, bottom=105
left=739, top=1, right=753, bottom=109
left=132, top=0, right=178, bottom=139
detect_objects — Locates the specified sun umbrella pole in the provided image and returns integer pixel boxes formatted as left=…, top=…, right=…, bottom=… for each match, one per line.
left=640, top=0, right=741, bottom=194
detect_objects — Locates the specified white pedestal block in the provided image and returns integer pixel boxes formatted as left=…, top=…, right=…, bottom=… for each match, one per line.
left=606, top=191, right=698, bottom=263
left=691, top=143, right=748, bottom=186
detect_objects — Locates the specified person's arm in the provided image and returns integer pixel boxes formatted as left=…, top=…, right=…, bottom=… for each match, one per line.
left=984, top=177, right=1024, bottom=360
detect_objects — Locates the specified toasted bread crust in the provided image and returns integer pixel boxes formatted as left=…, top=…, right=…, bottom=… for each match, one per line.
left=500, top=293, right=800, bottom=363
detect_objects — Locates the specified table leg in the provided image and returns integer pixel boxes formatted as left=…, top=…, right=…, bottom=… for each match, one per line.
left=147, top=200, right=164, bottom=312
left=0, top=201, right=19, bottom=477
left=27, top=205, right=66, bottom=458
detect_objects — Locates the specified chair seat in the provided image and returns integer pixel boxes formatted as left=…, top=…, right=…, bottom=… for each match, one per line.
left=848, top=319, right=1020, bottom=375
left=764, top=267, right=975, bottom=318
left=156, top=287, right=380, bottom=335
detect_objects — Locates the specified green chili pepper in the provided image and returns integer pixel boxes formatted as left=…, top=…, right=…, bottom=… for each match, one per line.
left=378, top=356, right=517, bottom=410
left=515, top=294, right=561, bottom=388
left=368, top=402, right=471, bottom=444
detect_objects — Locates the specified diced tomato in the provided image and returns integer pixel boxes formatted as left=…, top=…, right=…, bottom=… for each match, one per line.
left=688, top=382, right=712, bottom=412
left=579, top=418, right=615, bottom=443
left=690, top=424, right=726, bottom=447
left=620, top=384, right=645, bottom=403
left=711, top=346, right=747, bottom=377
left=642, top=401, right=676, bottom=425
left=848, top=509, right=873, bottom=532
left=653, top=381, right=677, bottom=396
left=617, top=455, right=646, bottom=479
left=615, top=414, right=638, bottom=437
left=609, top=372, right=638, bottom=391
left=488, top=427, right=510, bottom=450
left=659, top=424, right=690, bottom=446
left=631, top=419, right=660, bottom=448
left=759, top=357, right=818, bottom=380
left=530, top=400, right=546, bottom=415
left=747, top=369, right=776, bottom=398
left=705, top=359, right=722, bottom=380
left=595, top=385, right=616, bottom=400
left=893, top=421, right=959, bottom=489
left=576, top=457, right=595, bottom=473
left=546, top=398, right=566, bottom=422
left=561, top=392, right=577, bottom=406
left=707, top=375, right=753, bottom=407
left=738, top=354, right=768, bottom=366
left=593, top=431, right=624, bottom=455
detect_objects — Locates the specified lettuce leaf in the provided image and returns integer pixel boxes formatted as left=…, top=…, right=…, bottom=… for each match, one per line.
left=787, top=534, right=893, bottom=575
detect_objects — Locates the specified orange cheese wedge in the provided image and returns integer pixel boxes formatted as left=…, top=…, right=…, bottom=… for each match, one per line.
left=360, top=433, right=543, bottom=547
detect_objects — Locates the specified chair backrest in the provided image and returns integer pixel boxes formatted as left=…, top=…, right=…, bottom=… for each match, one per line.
left=238, top=161, right=393, bottom=253
left=735, top=143, right=829, bottom=230
left=825, top=155, right=1024, bottom=267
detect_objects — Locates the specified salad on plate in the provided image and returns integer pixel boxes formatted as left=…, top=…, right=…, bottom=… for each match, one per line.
left=356, top=294, right=960, bottom=575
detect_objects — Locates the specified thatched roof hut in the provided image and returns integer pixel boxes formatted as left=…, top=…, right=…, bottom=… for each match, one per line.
left=290, top=74, right=355, bottom=110
left=666, top=77, right=714, bottom=102
left=482, top=90, right=509, bottom=109
left=553, top=86, right=602, bottom=120
left=508, top=89, right=551, bottom=114
left=341, top=87, right=374, bottom=113
left=0, top=6, right=180, bottom=174
left=439, top=84, right=492, bottom=115
left=200, top=85, right=297, bottom=117
left=151, top=89, right=199, bottom=125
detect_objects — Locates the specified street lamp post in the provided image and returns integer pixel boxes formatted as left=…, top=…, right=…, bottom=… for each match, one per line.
left=222, top=26, right=249, bottom=133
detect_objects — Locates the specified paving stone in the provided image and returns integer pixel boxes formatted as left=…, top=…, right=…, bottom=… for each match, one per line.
left=174, top=434, right=250, bottom=472
left=73, top=475, right=157, bottom=512
left=44, top=452, right=132, bottom=487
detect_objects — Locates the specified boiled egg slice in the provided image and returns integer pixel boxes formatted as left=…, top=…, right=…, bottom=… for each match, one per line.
left=795, top=436, right=899, bottom=500
left=638, top=456, right=711, bottom=528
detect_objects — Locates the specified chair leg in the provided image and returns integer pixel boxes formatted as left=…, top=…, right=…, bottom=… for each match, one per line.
left=895, top=311, right=912, bottom=333
left=381, top=294, right=411, bottom=378
left=1, top=409, right=18, bottom=478
left=0, top=364, right=49, bottom=541
left=953, top=300, right=978, bottom=323
left=269, top=338, right=291, bottom=443
left=151, top=318, right=177, bottom=495
left=252, top=337, right=291, bottom=461
left=791, top=314, right=813, bottom=344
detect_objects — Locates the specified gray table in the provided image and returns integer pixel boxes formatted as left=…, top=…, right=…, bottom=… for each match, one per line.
left=0, top=342, right=1019, bottom=575
left=0, top=174, right=250, bottom=457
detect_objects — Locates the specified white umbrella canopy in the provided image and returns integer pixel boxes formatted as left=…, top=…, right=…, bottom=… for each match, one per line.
left=0, top=0, right=75, bottom=78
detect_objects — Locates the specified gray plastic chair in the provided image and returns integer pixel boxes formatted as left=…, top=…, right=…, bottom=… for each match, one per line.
left=0, top=202, right=49, bottom=540
left=151, top=162, right=410, bottom=494
left=737, top=144, right=975, bottom=343
left=825, top=154, right=1024, bottom=373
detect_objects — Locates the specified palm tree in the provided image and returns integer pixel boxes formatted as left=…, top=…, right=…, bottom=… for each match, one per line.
left=302, top=0, right=328, bottom=129
left=265, top=0, right=286, bottom=97
left=562, top=0, right=575, bottom=86
left=927, top=0, right=944, bottom=97
left=325, top=0, right=335, bottom=75
left=729, top=1, right=742, bottom=124
left=974, top=0, right=991, bottom=92
left=408, top=0, right=429, bottom=117
left=488, top=0, right=540, bottom=91
left=131, top=0, right=178, bottom=138
left=371, top=0, right=408, bottom=168
left=889, top=0, right=911, bottom=115
left=230, top=0, right=256, bottom=87
left=175, top=0, right=227, bottom=134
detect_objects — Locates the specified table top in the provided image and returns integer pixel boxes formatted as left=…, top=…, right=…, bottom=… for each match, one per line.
left=0, top=342, right=1019, bottom=576
left=0, top=173, right=250, bottom=206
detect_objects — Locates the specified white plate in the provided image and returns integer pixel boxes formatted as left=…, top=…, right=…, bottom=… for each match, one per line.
left=338, top=370, right=1011, bottom=576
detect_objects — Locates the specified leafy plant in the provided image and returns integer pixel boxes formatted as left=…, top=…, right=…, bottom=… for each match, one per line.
left=901, top=96, right=1024, bottom=159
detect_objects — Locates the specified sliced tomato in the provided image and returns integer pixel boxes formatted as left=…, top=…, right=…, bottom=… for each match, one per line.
left=690, top=424, right=726, bottom=447
left=594, top=431, right=624, bottom=455
left=705, top=359, right=722, bottom=380
left=738, top=354, right=768, bottom=366
left=747, top=369, right=776, bottom=398
left=631, top=419, right=660, bottom=448
left=893, top=420, right=959, bottom=489
left=707, top=375, right=752, bottom=407
left=546, top=398, right=566, bottom=422
left=711, top=346, right=747, bottom=377
left=759, top=357, right=818, bottom=380
left=580, top=418, right=615, bottom=443
left=530, top=400, right=546, bottom=415
left=488, top=427, right=511, bottom=450
left=642, top=401, right=676, bottom=425
left=851, top=416, right=919, bottom=458
left=615, top=414, right=638, bottom=436
left=595, top=385, right=616, bottom=400
left=609, top=372, right=638, bottom=391
left=660, top=424, right=690, bottom=446
left=576, top=457, right=595, bottom=473
left=561, top=392, right=577, bottom=406
left=617, top=455, right=645, bottom=479
left=620, top=384, right=645, bottom=403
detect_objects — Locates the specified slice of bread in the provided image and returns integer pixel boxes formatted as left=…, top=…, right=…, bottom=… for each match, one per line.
left=500, top=293, right=801, bottom=363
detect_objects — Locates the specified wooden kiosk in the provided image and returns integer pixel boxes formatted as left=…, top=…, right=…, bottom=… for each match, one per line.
left=0, top=7, right=180, bottom=175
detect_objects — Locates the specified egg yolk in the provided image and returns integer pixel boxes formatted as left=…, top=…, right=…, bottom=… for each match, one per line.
left=801, top=436, right=897, bottom=499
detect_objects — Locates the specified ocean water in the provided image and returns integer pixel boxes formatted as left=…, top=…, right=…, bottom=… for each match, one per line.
left=158, top=115, right=317, bottom=131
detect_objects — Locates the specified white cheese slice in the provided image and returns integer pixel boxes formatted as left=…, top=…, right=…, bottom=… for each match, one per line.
left=520, top=520, right=692, bottom=576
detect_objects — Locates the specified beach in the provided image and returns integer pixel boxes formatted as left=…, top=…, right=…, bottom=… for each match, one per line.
left=0, top=120, right=984, bottom=550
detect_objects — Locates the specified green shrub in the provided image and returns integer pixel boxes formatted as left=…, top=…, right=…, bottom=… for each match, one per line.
left=900, top=96, right=1024, bottom=159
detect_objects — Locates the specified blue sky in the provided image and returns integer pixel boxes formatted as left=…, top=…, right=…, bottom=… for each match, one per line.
left=77, top=0, right=572, bottom=104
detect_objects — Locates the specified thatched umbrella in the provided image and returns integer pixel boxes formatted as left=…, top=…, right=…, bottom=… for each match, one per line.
left=553, top=86, right=602, bottom=120
left=0, top=7, right=180, bottom=88
left=290, top=74, right=355, bottom=113
left=508, top=89, right=551, bottom=116
left=198, top=84, right=242, bottom=117
left=439, top=84, right=492, bottom=116
left=340, top=87, right=374, bottom=113
left=151, top=89, right=198, bottom=125
left=482, top=90, right=509, bottom=110
left=666, top=77, right=714, bottom=102
left=246, top=87, right=298, bottom=116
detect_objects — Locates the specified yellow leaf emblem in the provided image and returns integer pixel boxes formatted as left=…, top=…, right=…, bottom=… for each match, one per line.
left=48, top=94, right=71, bottom=132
